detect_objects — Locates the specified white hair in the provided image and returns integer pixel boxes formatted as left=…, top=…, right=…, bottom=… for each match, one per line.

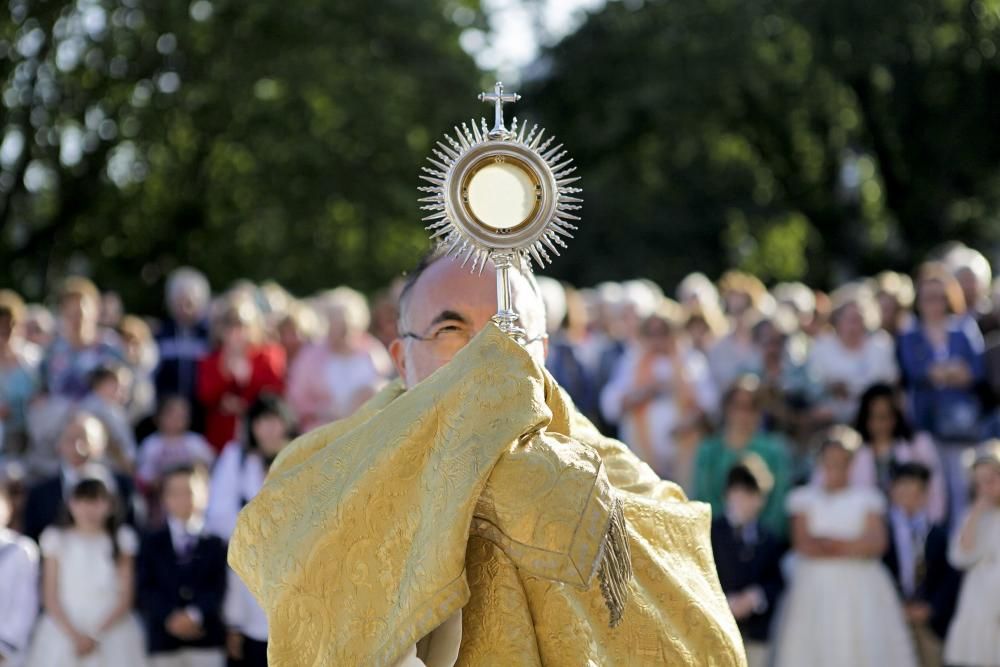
left=945, top=245, right=993, bottom=292
left=166, top=267, right=211, bottom=314
left=677, top=272, right=719, bottom=306
left=320, top=286, right=371, bottom=333
left=535, top=276, right=567, bottom=334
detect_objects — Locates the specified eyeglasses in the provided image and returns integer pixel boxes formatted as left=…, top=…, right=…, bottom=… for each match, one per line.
left=401, top=324, right=546, bottom=356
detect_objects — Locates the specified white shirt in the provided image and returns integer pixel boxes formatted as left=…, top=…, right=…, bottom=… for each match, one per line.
left=0, top=529, right=39, bottom=667
left=205, top=442, right=267, bottom=542
left=807, top=331, right=898, bottom=422
left=207, top=443, right=269, bottom=642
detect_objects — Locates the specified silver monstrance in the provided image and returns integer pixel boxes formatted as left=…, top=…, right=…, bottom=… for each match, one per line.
left=419, top=82, right=582, bottom=342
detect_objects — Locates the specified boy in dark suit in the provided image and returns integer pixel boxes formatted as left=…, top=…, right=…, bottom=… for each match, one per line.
left=710, top=457, right=785, bottom=667
left=138, top=464, right=227, bottom=667
left=883, top=462, right=962, bottom=667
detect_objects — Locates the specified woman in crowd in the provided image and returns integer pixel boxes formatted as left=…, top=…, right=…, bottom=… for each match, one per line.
left=842, top=384, right=947, bottom=523
left=286, top=287, right=389, bottom=433
left=600, top=305, right=717, bottom=480
left=0, top=292, right=39, bottom=459
left=206, top=394, right=294, bottom=667
left=943, top=441, right=1000, bottom=667
left=40, top=277, right=125, bottom=400
left=776, top=426, right=916, bottom=667
left=27, top=472, right=146, bottom=667
left=196, top=299, right=285, bottom=453
left=807, top=285, right=898, bottom=425
left=898, top=262, right=986, bottom=521
left=693, top=375, right=792, bottom=537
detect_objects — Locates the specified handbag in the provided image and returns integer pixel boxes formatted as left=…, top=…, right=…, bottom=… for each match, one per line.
left=932, top=392, right=982, bottom=442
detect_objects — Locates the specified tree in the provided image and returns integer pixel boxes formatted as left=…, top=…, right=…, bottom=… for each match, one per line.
left=522, top=0, right=1000, bottom=289
left=1, top=0, right=485, bottom=311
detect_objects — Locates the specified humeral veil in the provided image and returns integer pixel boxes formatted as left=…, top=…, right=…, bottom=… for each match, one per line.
left=229, top=324, right=746, bottom=666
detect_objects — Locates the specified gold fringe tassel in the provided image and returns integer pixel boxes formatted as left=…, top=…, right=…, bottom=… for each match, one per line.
left=597, top=496, right=632, bottom=628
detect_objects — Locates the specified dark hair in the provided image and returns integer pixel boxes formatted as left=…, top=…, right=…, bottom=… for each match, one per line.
left=88, top=364, right=122, bottom=391
left=159, top=462, right=209, bottom=494
left=156, top=394, right=190, bottom=418
left=244, top=392, right=295, bottom=452
left=889, top=461, right=931, bottom=486
left=855, top=384, right=913, bottom=443
left=726, top=464, right=762, bottom=494
left=722, top=375, right=762, bottom=412
left=62, top=474, right=122, bottom=559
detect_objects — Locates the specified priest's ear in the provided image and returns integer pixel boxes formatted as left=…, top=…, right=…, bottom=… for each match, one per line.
left=389, top=337, right=408, bottom=385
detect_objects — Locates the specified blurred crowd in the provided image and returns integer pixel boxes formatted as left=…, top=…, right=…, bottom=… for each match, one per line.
left=0, top=240, right=1000, bottom=666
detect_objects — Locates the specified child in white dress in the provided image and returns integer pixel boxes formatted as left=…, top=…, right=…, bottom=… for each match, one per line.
left=26, top=471, right=147, bottom=667
left=944, top=441, right=1000, bottom=667
left=776, top=425, right=916, bottom=667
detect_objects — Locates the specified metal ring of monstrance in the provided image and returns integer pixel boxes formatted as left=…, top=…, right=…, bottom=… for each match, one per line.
left=419, top=82, right=582, bottom=341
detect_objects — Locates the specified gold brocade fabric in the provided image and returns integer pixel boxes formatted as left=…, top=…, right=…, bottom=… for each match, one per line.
left=229, top=324, right=746, bottom=666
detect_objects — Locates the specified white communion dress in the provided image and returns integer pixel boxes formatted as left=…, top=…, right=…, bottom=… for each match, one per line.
left=775, top=485, right=917, bottom=667
left=26, top=525, right=147, bottom=667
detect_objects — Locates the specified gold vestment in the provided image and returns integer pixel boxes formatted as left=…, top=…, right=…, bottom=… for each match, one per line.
left=229, top=324, right=746, bottom=666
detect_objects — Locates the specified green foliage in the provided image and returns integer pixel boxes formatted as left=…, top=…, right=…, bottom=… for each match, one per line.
left=4, top=0, right=1000, bottom=309
left=1, top=0, right=484, bottom=311
left=524, top=0, right=1000, bottom=289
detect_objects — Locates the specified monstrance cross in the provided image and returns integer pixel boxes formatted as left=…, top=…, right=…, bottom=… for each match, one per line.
left=479, top=81, right=521, bottom=139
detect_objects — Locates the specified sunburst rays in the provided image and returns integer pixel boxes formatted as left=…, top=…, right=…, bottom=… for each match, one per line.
left=419, top=116, right=582, bottom=274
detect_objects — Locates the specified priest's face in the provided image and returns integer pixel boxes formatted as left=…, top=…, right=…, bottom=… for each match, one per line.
left=391, top=257, right=547, bottom=388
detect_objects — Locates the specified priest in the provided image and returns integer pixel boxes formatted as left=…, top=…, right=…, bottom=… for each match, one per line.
left=229, top=251, right=746, bottom=666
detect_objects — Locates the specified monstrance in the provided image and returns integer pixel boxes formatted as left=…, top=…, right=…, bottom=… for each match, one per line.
left=419, top=82, right=582, bottom=342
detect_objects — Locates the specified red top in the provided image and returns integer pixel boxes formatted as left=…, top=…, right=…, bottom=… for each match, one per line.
left=196, top=344, right=286, bottom=452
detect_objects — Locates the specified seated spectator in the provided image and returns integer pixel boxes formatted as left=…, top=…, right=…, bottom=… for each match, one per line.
left=26, top=472, right=146, bottom=667
left=40, top=277, right=125, bottom=400
left=287, top=287, right=389, bottom=432
left=206, top=394, right=294, bottom=667
left=136, top=396, right=215, bottom=493
left=775, top=426, right=916, bottom=667
left=22, top=411, right=137, bottom=542
left=711, top=460, right=785, bottom=667
left=197, top=299, right=285, bottom=453
left=601, top=305, right=716, bottom=479
left=0, top=475, right=39, bottom=667
left=693, top=376, right=791, bottom=537
left=807, top=284, right=898, bottom=425
left=80, top=365, right=138, bottom=472
left=833, top=384, right=946, bottom=523
left=0, top=291, right=39, bottom=460
left=883, top=463, right=961, bottom=667
left=139, top=465, right=227, bottom=667
left=944, top=442, right=1000, bottom=667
